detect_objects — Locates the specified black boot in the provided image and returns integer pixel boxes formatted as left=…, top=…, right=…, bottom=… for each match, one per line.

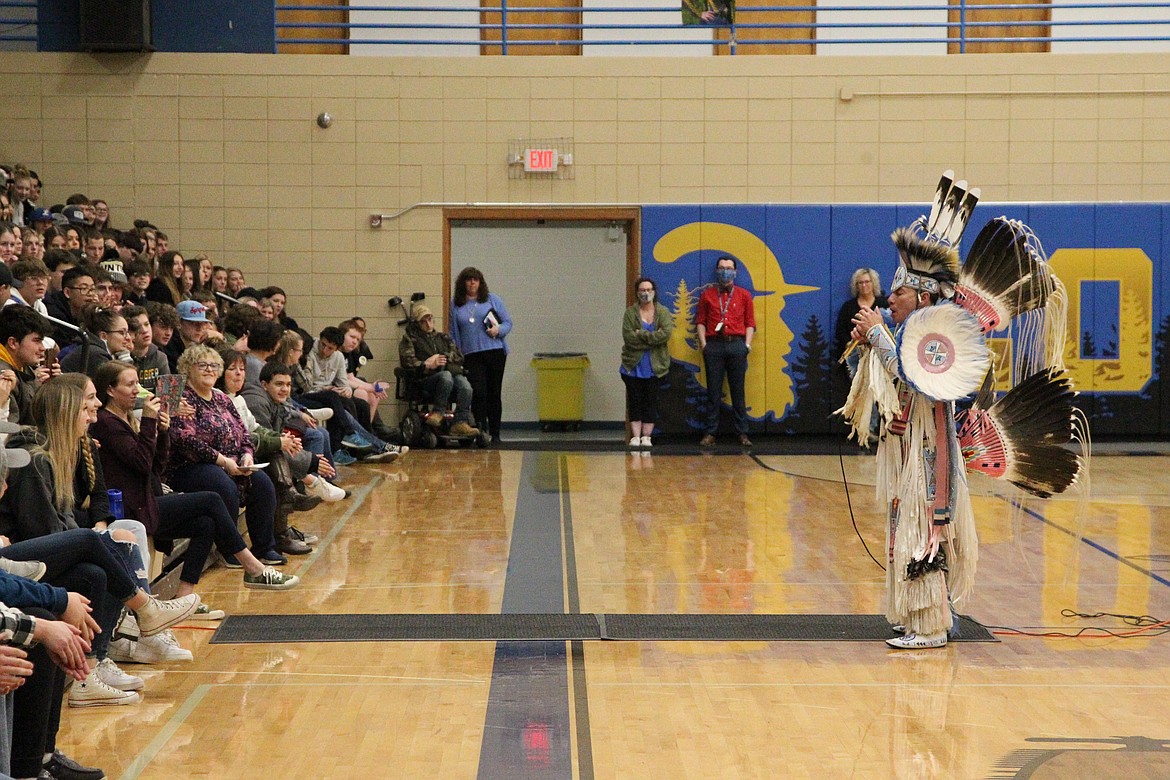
left=372, top=413, right=403, bottom=444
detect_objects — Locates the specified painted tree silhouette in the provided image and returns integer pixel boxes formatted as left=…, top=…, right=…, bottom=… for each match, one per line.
left=786, top=314, right=834, bottom=433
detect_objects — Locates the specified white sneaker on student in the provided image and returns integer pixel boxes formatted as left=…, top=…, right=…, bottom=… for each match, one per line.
left=305, top=474, right=346, bottom=503
left=135, top=593, right=200, bottom=636
left=885, top=632, right=947, bottom=649
left=110, top=628, right=194, bottom=663
left=94, top=658, right=144, bottom=691
left=307, top=407, right=333, bottom=422
left=640, top=436, right=652, bottom=448
left=68, top=670, right=140, bottom=707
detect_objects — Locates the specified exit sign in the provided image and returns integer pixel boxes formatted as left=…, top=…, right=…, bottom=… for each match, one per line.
left=524, top=148, right=558, bottom=172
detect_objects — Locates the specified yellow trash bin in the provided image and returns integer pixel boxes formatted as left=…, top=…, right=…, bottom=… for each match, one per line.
left=531, top=353, right=589, bottom=431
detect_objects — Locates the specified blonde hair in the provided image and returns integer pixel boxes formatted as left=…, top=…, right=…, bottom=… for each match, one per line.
left=30, top=373, right=91, bottom=511
left=850, top=267, right=881, bottom=298
left=273, top=329, right=303, bottom=365
left=177, top=343, right=223, bottom=377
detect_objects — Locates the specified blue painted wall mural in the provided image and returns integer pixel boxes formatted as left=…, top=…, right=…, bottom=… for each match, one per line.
left=641, top=203, right=1169, bottom=437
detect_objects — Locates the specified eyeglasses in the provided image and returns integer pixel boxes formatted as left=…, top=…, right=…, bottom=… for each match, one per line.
left=68, top=284, right=96, bottom=295
left=193, top=361, right=221, bottom=372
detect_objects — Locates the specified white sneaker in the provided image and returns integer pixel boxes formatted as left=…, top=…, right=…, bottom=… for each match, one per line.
left=115, top=610, right=140, bottom=640
left=885, top=632, right=947, bottom=649
left=629, top=436, right=640, bottom=448
left=0, top=557, right=46, bottom=581
left=144, top=630, right=195, bottom=662
left=305, top=475, right=346, bottom=503
left=94, top=658, right=144, bottom=691
left=135, top=593, right=200, bottom=636
left=68, top=670, right=141, bottom=707
left=110, top=630, right=195, bottom=664
left=640, top=436, right=652, bottom=448
left=307, top=407, right=333, bottom=422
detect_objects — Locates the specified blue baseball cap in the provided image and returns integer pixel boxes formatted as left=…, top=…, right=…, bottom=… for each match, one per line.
left=176, top=300, right=211, bottom=322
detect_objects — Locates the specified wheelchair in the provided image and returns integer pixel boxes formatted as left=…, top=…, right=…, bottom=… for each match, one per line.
left=394, top=367, right=489, bottom=449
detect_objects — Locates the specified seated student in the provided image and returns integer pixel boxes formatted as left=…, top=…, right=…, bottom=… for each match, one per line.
left=9, top=258, right=51, bottom=316
left=0, top=305, right=58, bottom=425
left=161, top=299, right=213, bottom=374
left=122, top=257, right=152, bottom=306
left=189, top=290, right=221, bottom=334
left=258, top=285, right=304, bottom=338
left=215, top=350, right=314, bottom=555
left=145, top=250, right=185, bottom=307
left=42, top=265, right=96, bottom=342
left=123, top=303, right=170, bottom=394
left=242, top=360, right=346, bottom=503
left=0, top=376, right=200, bottom=707
left=275, top=330, right=400, bottom=465
left=398, top=304, right=478, bottom=437
left=307, top=326, right=387, bottom=443
left=145, top=299, right=180, bottom=368
left=241, top=319, right=342, bottom=470
left=0, top=439, right=104, bottom=780
left=41, top=248, right=76, bottom=296
left=226, top=267, right=246, bottom=298
left=221, top=302, right=261, bottom=352
left=60, top=305, right=132, bottom=378
left=243, top=319, right=284, bottom=387
left=342, top=316, right=375, bottom=378
left=91, top=361, right=298, bottom=647
left=340, top=320, right=394, bottom=437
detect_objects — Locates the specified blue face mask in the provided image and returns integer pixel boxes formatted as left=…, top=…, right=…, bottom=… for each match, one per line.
left=716, top=268, right=736, bottom=285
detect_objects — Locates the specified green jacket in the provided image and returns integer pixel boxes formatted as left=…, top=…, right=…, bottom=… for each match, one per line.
left=621, top=302, right=673, bottom=378
left=399, top=322, right=465, bottom=377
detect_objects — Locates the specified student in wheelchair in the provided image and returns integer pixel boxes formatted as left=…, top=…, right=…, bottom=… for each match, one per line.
left=397, top=304, right=480, bottom=442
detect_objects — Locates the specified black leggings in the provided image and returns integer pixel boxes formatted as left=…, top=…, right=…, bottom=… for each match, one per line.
left=621, top=374, right=663, bottom=424
left=155, top=491, right=248, bottom=584
left=464, top=348, right=507, bottom=438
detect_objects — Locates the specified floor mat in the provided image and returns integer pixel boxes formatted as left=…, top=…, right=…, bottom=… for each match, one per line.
left=211, top=613, right=995, bottom=643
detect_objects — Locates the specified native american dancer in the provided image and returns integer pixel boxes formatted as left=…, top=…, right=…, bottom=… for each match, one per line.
left=839, top=172, right=1087, bottom=649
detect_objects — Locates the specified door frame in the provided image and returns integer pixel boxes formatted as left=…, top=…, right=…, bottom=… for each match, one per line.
left=442, top=206, right=641, bottom=313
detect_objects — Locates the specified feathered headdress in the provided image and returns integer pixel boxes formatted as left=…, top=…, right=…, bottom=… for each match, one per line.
left=891, top=227, right=961, bottom=300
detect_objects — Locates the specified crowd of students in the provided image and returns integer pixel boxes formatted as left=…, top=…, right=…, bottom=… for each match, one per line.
left=0, top=164, right=408, bottom=780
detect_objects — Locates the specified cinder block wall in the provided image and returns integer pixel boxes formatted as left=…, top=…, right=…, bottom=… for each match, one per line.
left=2, top=51, right=1167, bottom=389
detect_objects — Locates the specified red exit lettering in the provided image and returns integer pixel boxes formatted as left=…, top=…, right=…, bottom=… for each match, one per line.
left=524, top=148, right=558, bottom=172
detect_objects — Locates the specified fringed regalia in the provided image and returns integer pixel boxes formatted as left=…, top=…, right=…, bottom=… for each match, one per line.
left=838, top=171, right=1088, bottom=642
left=866, top=313, right=981, bottom=636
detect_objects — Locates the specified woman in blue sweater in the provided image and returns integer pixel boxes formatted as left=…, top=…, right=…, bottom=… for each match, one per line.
left=449, top=267, right=512, bottom=444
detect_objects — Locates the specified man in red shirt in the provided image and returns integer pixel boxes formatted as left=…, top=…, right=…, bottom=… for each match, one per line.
left=696, top=255, right=756, bottom=446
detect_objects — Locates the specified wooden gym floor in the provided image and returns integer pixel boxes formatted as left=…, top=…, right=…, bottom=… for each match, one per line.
left=59, top=447, right=1170, bottom=779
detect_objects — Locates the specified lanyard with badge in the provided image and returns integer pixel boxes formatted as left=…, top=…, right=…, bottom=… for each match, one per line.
left=715, top=289, right=732, bottom=333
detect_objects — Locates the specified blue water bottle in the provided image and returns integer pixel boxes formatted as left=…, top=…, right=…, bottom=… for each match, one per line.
left=107, top=489, right=124, bottom=519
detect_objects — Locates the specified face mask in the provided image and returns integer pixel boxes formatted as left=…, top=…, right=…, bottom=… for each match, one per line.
left=637, top=290, right=654, bottom=304
left=716, top=268, right=736, bottom=285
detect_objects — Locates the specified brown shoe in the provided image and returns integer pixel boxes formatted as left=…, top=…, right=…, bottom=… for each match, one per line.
left=449, top=421, right=480, bottom=437
left=699, top=434, right=716, bottom=447
left=739, top=434, right=753, bottom=447
left=424, top=412, right=443, bottom=428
